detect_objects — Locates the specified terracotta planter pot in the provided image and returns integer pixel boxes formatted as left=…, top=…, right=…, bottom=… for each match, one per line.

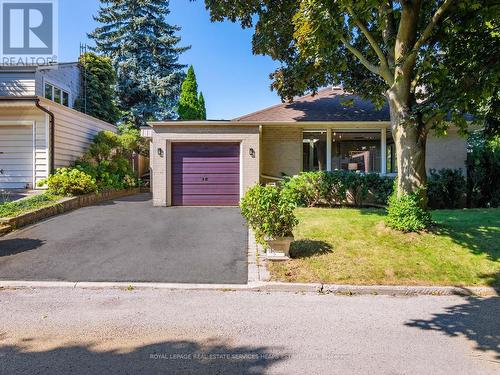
left=266, top=236, right=294, bottom=259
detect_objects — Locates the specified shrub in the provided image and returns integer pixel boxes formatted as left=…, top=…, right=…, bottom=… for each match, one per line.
left=74, top=127, right=144, bottom=190
left=322, top=171, right=350, bottom=206
left=76, top=157, right=137, bottom=190
left=344, top=173, right=369, bottom=207
left=39, top=168, right=98, bottom=196
left=282, top=171, right=393, bottom=207
left=427, top=169, right=466, bottom=209
left=281, top=172, right=324, bottom=207
left=385, top=183, right=432, bottom=232
left=365, top=173, right=394, bottom=205
left=468, top=133, right=500, bottom=208
left=240, top=184, right=298, bottom=245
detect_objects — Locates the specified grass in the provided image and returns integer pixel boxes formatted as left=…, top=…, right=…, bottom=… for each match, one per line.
left=0, top=193, right=63, bottom=218
left=268, top=208, right=500, bottom=287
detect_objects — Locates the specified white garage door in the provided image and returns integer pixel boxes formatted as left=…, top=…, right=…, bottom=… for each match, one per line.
left=0, top=124, right=34, bottom=189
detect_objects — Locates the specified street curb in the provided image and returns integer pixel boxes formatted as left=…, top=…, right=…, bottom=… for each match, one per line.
left=0, top=280, right=497, bottom=296
left=249, top=282, right=499, bottom=296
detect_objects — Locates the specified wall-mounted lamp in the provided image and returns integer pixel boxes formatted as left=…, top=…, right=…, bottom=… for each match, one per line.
left=157, top=148, right=164, bottom=157
left=249, top=148, right=256, bottom=158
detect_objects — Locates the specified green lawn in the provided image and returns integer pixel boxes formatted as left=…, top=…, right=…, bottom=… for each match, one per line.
left=269, top=208, right=500, bottom=287
left=0, top=193, right=62, bottom=218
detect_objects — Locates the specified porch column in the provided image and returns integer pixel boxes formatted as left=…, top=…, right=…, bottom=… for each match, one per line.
left=380, top=127, right=387, bottom=175
left=309, top=141, right=314, bottom=171
left=326, top=128, right=332, bottom=171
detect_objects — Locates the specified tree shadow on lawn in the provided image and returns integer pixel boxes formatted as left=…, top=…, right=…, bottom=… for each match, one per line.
left=290, top=240, right=333, bottom=259
left=431, top=216, right=500, bottom=263
left=405, top=295, right=500, bottom=360
left=0, top=339, right=285, bottom=375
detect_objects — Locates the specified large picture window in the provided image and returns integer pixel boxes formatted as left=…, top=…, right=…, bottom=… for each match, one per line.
left=302, top=128, right=394, bottom=174
left=331, top=131, right=381, bottom=173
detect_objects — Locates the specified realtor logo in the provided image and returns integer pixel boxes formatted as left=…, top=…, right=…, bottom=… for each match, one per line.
left=1, top=0, right=58, bottom=65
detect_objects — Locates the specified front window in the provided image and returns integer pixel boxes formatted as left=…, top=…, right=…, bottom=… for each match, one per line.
left=44, top=82, right=70, bottom=107
left=332, top=131, right=381, bottom=173
left=303, top=130, right=327, bottom=171
left=301, top=128, right=394, bottom=174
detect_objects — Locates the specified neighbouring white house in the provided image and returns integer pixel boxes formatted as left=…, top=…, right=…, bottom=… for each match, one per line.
left=0, top=63, right=116, bottom=189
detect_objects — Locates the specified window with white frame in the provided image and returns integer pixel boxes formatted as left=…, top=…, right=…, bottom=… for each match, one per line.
left=44, top=82, right=70, bottom=107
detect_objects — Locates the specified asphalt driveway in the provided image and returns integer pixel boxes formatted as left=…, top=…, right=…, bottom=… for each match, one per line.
left=0, top=194, right=248, bottom=284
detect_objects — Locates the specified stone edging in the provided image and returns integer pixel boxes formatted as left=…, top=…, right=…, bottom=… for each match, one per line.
left=0, top=188, right=141, bottom=235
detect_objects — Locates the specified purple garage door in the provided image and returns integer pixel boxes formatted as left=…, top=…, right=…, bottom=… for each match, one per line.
left=172, top=143, right=240, bottom=206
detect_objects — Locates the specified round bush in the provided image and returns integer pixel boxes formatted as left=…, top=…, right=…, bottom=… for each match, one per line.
left=385, top=190, right=432, bottom=232
left=39, top=168, right=98, bottom=196
left=240, top=184, right=298, bottom=244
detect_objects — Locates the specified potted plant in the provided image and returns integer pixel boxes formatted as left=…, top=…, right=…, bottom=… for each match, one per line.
left=240, top=184, right=298, bottom=259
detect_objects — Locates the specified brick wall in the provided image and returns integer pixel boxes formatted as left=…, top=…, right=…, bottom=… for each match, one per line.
left=261, top=126, right=302, bottom=178
left=426, top=128, right=467, bottom=172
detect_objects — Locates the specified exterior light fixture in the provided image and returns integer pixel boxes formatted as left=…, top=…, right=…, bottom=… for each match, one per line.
left=157, top=148, right=164, bottom=157
left=249, top=148, right=256, bottom=158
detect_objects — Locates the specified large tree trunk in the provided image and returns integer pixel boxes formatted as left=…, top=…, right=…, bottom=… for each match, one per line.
left=387, top=91, right=428, bottom=206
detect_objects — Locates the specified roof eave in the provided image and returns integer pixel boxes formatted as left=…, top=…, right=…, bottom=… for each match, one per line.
left=148, top=120, right=391, bottom=127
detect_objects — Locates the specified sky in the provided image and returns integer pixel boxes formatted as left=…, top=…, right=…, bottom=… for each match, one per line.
left=58, top=0, right=282, bottom=120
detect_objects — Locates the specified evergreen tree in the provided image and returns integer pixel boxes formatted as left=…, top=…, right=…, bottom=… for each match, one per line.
left=198, top=92, right=207, bottom=120
left=74, top=52, right=121, bottom=124
left=89, top=0, right=189, bottom=126
left=178, top=65, right=203, bottom=120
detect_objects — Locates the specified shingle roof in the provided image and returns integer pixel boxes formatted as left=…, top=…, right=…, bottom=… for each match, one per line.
left=233, top=87, right=390, bottom=122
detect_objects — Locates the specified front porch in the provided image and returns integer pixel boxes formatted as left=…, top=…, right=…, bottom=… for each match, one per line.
left=260, top=123, right=394, bottom=181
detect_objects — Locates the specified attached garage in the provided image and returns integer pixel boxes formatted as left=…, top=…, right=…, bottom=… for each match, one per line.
left=172, top=143, right=240, bottom=206
left=0, top=123, right=34, bottom=189
left=143, top=123, right=260, bottom=207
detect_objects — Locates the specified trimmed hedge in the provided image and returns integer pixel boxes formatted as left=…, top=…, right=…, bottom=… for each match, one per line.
left=282, top=171, right=394, bottom=208
left=427, top=168, right=466, bottom=209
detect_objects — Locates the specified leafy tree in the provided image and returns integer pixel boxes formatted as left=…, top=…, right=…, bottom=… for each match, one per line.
left=178, top=65, right=207, bottom=120
left=74, top=52, right=121, bottom=124
left=203, top=0, right=499, bottom=205
left=90, top=0, right=189, bottom=126
left=198, top=91, right=207, bottom=120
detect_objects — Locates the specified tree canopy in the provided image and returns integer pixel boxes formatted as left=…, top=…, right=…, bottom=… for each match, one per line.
left=90, top=0, right=189, bottom=126
left=74, top=52, right=121, bottom=124
left=203, top=0, right=499, bottom=202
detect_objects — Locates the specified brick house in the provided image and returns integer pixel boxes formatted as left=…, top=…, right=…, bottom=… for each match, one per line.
left=142, top=87, right=467, bottom=206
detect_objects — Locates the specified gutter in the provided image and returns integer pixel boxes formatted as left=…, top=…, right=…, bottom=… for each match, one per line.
left=35, top=99, right=55, bottom=174
left=0, top=96, right=55, bottom=174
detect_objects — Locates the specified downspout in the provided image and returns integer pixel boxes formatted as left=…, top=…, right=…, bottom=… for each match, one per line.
left=35, top=99, right=55, bottom=174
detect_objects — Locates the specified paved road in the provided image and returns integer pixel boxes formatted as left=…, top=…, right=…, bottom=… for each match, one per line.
left=0, top=288, right=498, bottom=374
left=0, top=194, right=248, bottom=284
